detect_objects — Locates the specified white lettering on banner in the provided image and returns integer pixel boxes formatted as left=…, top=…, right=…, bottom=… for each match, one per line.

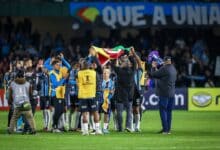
left=172, top=5, right=219, bottom=25
left=175, top=94, right=184, bottom=106
left=102, top=5, right=146, bottom=28
left=172, top=6, right=186, bottom=25
left=100, top=4, right=220, bottom=27
left=117, top=6, right=131, bottom=26
left=210, top=5, right=220, bottom=24
left=201, top=6, right=208, bottom=25
left=147, top=94, right=158, bottom=105
left=103, top=6, right=117, bottom=29
left=153, top=6, right=167, bottom=25
left=131, top=6, right=146, bottom=26
left=187, top=6, right=201, bottom=25
left=145, top=93, right=185, bottom=106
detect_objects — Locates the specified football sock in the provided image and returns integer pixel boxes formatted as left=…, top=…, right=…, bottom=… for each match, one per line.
left=103, top=123, right=108, bottom=130
left=74, top=111, right=81, bottom=129
left=135, top=114, right=140, bottom=130
left=46, top=109, right=51, bottom=129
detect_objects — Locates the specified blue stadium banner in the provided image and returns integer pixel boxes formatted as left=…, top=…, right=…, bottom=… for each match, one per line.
left=142, top=88, right=188, bottom=110
left=70, top=2, right=220, bottom=29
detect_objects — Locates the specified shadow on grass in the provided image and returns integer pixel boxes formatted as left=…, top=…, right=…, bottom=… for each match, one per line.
left=1, top=129, right=220, bottom=137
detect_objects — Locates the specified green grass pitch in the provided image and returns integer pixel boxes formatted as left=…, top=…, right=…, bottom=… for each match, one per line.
left=0, top=111, right=220, bottom=150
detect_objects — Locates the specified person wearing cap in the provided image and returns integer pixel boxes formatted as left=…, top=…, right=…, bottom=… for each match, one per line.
left=150, top=56, right=177, bottom=134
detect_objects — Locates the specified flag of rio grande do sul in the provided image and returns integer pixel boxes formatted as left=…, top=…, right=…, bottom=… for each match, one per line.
left=91, top=45, right=131, bottom=65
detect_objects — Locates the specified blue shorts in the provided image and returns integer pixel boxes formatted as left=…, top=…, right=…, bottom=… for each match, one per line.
left=79, top=98, right=98, bottom=112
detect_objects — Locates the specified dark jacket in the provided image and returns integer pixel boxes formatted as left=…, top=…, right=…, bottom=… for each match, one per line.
left=150, top=64, right=177, bottom=98
left=111, top=57, right=136, bottom=102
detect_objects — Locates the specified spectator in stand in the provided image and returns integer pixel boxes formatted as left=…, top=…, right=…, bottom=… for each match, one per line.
left=41, top=32, right=53, bottom=57
left=54, top=33, right=64, bottom=52
left=204, top=68, right=215, bottom=87
left=0, top=17, right=218, bottom=87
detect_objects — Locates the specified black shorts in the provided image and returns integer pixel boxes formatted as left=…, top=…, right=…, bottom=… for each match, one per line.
left=54, top=98, right=66, bottom=115
left=133, top=97, right=141, bottom=107
left=40, top=96, right=50, bottom=110
left=79, top=98, right=98, bottom=113
left=110, top=96, right=117, bottom=110
left=69, top=94, right=79, bottom=108
left=51, top=96, right=67, bottom=108
left=50, top=96, right=56, bottom=107
left=133, top=87, right=143, bottom=107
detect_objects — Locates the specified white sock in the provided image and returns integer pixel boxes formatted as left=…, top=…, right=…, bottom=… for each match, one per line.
left=103, top=123, right=108, bottom=130
left=113, top=112, right=118, bottom=130
left=43, top=110, right=47, bottom=128
left=58, top=115, right=62, bottom=129
left=65, top=112, right=69, bottom=129
left=46, top=109, right=51, bottom=129
left=81, top=116, right=84, bottom=132
left=83, top=123, right=88, bottom=133
left=90, top=115, right=95, bottom=130
left=51, top=108, right=55, bottom=126
left=69, top=112, right=73, bottom=129
left=131, top=114, right=134, bottom=131
left=58, top=113, right=65, bottom=129
left=63, top=113, right=66, bottom=126
left=135, top=114, right=140, bottom=130
left=74, top=111, right=81, bottom=129
left=95, top=123, right=100, bottom=132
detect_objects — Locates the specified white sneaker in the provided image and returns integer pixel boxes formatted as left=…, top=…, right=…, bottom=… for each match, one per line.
left=135, top=128, right=141, bottom=132
left=64, top=124, right=69, bottom=131
left=95, top=130, right=103, bottom=135
left=89, top=129, right=96, bottom=135
left=82, top=131, right=89, bottom=136
left=125, top=128, right=133, bottom=133
left=52, top=129, right=61, bottom=133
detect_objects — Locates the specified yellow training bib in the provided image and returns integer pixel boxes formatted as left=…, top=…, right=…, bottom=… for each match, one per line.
left=77, top=69, right=96, bottom=99
left=50, top=70, right=66, bottom=99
